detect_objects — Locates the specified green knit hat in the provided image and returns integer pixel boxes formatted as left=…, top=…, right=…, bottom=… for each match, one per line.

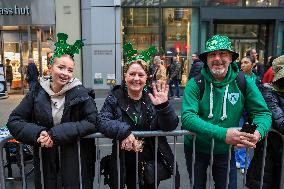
left=199, top=35, right=239, bottom=63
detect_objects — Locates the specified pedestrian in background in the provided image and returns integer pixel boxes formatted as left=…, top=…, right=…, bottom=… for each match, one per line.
left=182, top=35, right=272, bottom=189
left=246, top=55, right=284, bottom=189
left=5, top=59, right=13, bottom=91
left=188, top=53, right=204, bottom=79
left=26, top=58, right=39, bottom=90
left=99, top=43, right=180, bottom=189
left=247, top=49, right=264, bottom=81
left=169, top=56, right=181, bottom=98
left=7, top=33, right=98, bottom=189
left=262, top=56, right=276, bottom=84
left=155, top=57, right=167, bottom=84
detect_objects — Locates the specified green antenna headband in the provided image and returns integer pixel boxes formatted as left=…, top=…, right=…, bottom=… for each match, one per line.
left=123, top=42, right=157, bottom=65
left=50, top=33, right=84, bottom=64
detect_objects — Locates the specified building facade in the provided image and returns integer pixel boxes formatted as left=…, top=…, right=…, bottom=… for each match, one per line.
left=82, top=0, right=284, bottom=93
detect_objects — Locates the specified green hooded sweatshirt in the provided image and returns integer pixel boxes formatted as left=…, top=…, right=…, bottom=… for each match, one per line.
left=182, top=62, right=272, bottom=154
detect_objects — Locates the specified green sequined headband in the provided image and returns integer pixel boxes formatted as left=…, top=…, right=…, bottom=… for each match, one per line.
left=50, top=33, right=84, bottom=64
left=123, top=42, right=157, bottom=65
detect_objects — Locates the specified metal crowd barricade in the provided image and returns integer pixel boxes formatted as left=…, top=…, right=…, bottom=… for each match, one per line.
left=0, top=129, right=283, bottom=189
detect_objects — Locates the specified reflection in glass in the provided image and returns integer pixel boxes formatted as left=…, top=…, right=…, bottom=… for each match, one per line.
left=205, top=0, right=281, bottom=6
left=216, top=24, right=268, bottom=63
left=216, top=24, right=259, bottom=38
left=122, top=0, right=159, bottom=6
left=122, top=7, right=194, bottom=86
left=161, top=0, right=190, bottom=6
left=164, top=8, right=191, bottom=86
left=122, top=8, right=159, bottom=50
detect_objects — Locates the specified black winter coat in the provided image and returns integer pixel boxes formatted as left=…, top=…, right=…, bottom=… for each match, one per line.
left=26, top=63, right=39, bottom=82
left=246, top=86, right=284, bottom=189
left=7, top=83, right=98, bottom=189
left=189, top=59, right=204, bottom=79
left=98, top=85, right=180, bottom=188
left=169, top=61, right=181, bottom=80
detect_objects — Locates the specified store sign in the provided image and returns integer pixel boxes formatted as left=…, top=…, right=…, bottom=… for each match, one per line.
left=0, top=5, right=30, bottom=15
left=94, top=50, right=113, bottom=55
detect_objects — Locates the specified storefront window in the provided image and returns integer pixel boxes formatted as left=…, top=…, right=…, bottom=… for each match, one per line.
left=204, top=0, right=282, bottom=6
left=122, top=8, right=160, bottom=50
left=163, top=8, right=191, bottom=86
left=245, top=0, right=281, bottom=6
left=216, top=24, right=259, bottom=38
left=122, top=0, right=159, bottom=6
left=1, top=26, right=54, bottom=93
left=216, top=23, right=268, bottom=62
left=122, top=7, right=194, bottom=86
left=161, top=0, right=191, bottom=6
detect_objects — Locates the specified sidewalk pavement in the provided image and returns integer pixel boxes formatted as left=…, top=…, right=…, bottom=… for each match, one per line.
left=0, top=95, right=24, bottom=126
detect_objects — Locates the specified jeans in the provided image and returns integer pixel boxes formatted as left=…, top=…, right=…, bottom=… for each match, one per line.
left=184, top=145, right=237, bottom=189
left=169, top=79, right=180, bottom=97
left=234, top=148, right=251, bottom=169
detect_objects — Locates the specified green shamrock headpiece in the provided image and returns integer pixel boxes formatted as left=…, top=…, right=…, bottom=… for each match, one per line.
left=123, top=43, right=157, bottom=73
left=123, top=42, right=157, bottom=73
left=199, top=35, right=239, bottom=63
left=50, top=33, right=84, bottom=64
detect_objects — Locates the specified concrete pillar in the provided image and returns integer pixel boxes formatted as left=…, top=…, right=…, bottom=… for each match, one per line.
left=81, top=0, right=121, bottom=94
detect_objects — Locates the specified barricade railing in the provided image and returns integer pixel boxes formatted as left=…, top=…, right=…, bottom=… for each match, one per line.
left=0, top=129, right=283, bottom=189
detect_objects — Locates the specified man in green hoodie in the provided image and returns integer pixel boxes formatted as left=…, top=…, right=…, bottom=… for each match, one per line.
left=182, top=35, right=272, bottom=189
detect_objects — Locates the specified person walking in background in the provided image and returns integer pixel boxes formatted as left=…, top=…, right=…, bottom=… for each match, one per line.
left=182, top=35, right=272, bottom=189
left=246, top=55, right=284, bottom=189
left=149, top=55, right=159, bottom=82
left=26, top=58, right=39, bottom=90
left=155, top=58, right=167, bottom=84
left=169, top=56, right=181, bottom=98
left=188, top=53, right=204, bottom=79
left=262, top=56, right=276, bottom=84
left=5, top=59, right=13, bottom=91
left=99, top=43, right=180, bottom=189
left=247, top=49, right=264, bottom=81
left=7, top=33, right=99, bottom=189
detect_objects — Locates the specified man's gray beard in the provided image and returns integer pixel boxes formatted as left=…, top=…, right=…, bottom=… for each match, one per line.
left=210, top=68, right=226, bottom=76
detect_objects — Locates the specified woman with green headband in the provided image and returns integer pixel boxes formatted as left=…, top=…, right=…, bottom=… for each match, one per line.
left=99, top=43, right=180, bottom=188
left=7, top=33, right=99, bottom=189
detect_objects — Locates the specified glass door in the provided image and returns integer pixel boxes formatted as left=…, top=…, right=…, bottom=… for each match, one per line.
left=215, top=23, right=269, bottom=63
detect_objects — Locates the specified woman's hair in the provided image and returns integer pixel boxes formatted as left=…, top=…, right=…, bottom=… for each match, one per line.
left=241, top=56, right=253, bottom=64
left=52, top=54, right=74, bottom=64
left=268, top=56, right=277, bottom=67
left=123, top=60, right=148, bottom=74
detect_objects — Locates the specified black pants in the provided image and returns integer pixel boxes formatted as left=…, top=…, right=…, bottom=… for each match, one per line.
left=125, top=152, right=159, bottom=189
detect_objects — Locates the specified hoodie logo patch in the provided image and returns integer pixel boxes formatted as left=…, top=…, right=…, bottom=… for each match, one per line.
left=228, top=93, right=239, bottom=105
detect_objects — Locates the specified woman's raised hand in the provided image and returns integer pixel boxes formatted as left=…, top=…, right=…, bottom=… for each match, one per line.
left=148, top=81, right=169, bottom=105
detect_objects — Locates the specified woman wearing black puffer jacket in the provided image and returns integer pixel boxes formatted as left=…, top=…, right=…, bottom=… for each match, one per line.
left=99, top=46, right=180, bottom=189
left=7, top=33, right=99, bottom=189
left=246, top=55, right=284, bottom=189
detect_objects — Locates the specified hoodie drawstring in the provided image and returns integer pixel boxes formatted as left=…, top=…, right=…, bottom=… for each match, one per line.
left=220, top=84, right=229, bottom=121
left=208, top=83, right=214, bottom=119
left=208, top=83, right=229, bottom=121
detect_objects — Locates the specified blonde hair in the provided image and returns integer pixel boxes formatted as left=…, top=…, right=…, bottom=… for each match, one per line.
left=241, top=57, right=253, bottom=64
